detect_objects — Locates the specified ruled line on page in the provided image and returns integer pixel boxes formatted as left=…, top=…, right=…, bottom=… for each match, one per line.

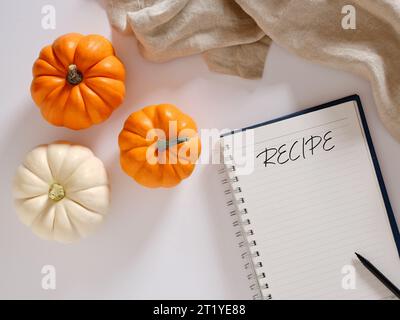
left=226, top=101, right=400, bottom=299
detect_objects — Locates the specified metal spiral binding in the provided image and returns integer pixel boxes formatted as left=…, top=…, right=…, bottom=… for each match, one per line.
left=219, top=157, right=272, bottom=300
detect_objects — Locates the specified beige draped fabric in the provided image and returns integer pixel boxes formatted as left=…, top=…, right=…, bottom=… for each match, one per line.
left=107, top=0, right=400, bottom=142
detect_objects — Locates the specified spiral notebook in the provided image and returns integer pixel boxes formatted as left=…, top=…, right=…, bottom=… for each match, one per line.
left=220, top=95, right=400, bottom=300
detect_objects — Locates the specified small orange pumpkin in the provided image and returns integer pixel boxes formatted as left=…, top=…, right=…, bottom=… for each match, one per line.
left=119, top=104, right=201, bottom=188
left=31, top=33, right=126, bottom=130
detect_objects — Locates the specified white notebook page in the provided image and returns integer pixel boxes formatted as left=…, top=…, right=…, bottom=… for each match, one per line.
left=223, top=100, right=400, bottom=299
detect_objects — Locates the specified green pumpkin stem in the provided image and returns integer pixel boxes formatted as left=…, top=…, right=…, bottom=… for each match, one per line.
left=157, top=137, right=188, bottom=152
left=48, top=183, right=65, bottom=201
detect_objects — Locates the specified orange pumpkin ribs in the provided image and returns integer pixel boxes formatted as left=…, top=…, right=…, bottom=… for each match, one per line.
left=31, top=33, right=126, bottom=130
left=119, top=104, right=201, bottom=188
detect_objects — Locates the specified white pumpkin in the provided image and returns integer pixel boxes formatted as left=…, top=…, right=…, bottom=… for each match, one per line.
left=13, top=142, right=110, bottom=243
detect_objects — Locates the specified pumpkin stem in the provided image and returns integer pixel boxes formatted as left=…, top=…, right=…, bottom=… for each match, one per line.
left=157, top=137, right=188, bottom=152
left=48, top=183, right=65, bottom=201
left=66, top=64, right=83, bottom=85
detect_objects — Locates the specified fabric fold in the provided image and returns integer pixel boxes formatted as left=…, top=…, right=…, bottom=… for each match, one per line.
left=106, top=0, right=400, bottom=142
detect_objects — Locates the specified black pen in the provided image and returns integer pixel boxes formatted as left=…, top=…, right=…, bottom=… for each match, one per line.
left=355, top=252, right=400, bottom=299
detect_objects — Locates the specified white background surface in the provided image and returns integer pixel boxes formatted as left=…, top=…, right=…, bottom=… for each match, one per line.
left=0, top=0, right=399, bottom=299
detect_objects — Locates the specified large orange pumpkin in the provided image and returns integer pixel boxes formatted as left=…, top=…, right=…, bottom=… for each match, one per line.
left=119, top=104, right=201, bottom=188
left=31, top=33, right=126, bottom=130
